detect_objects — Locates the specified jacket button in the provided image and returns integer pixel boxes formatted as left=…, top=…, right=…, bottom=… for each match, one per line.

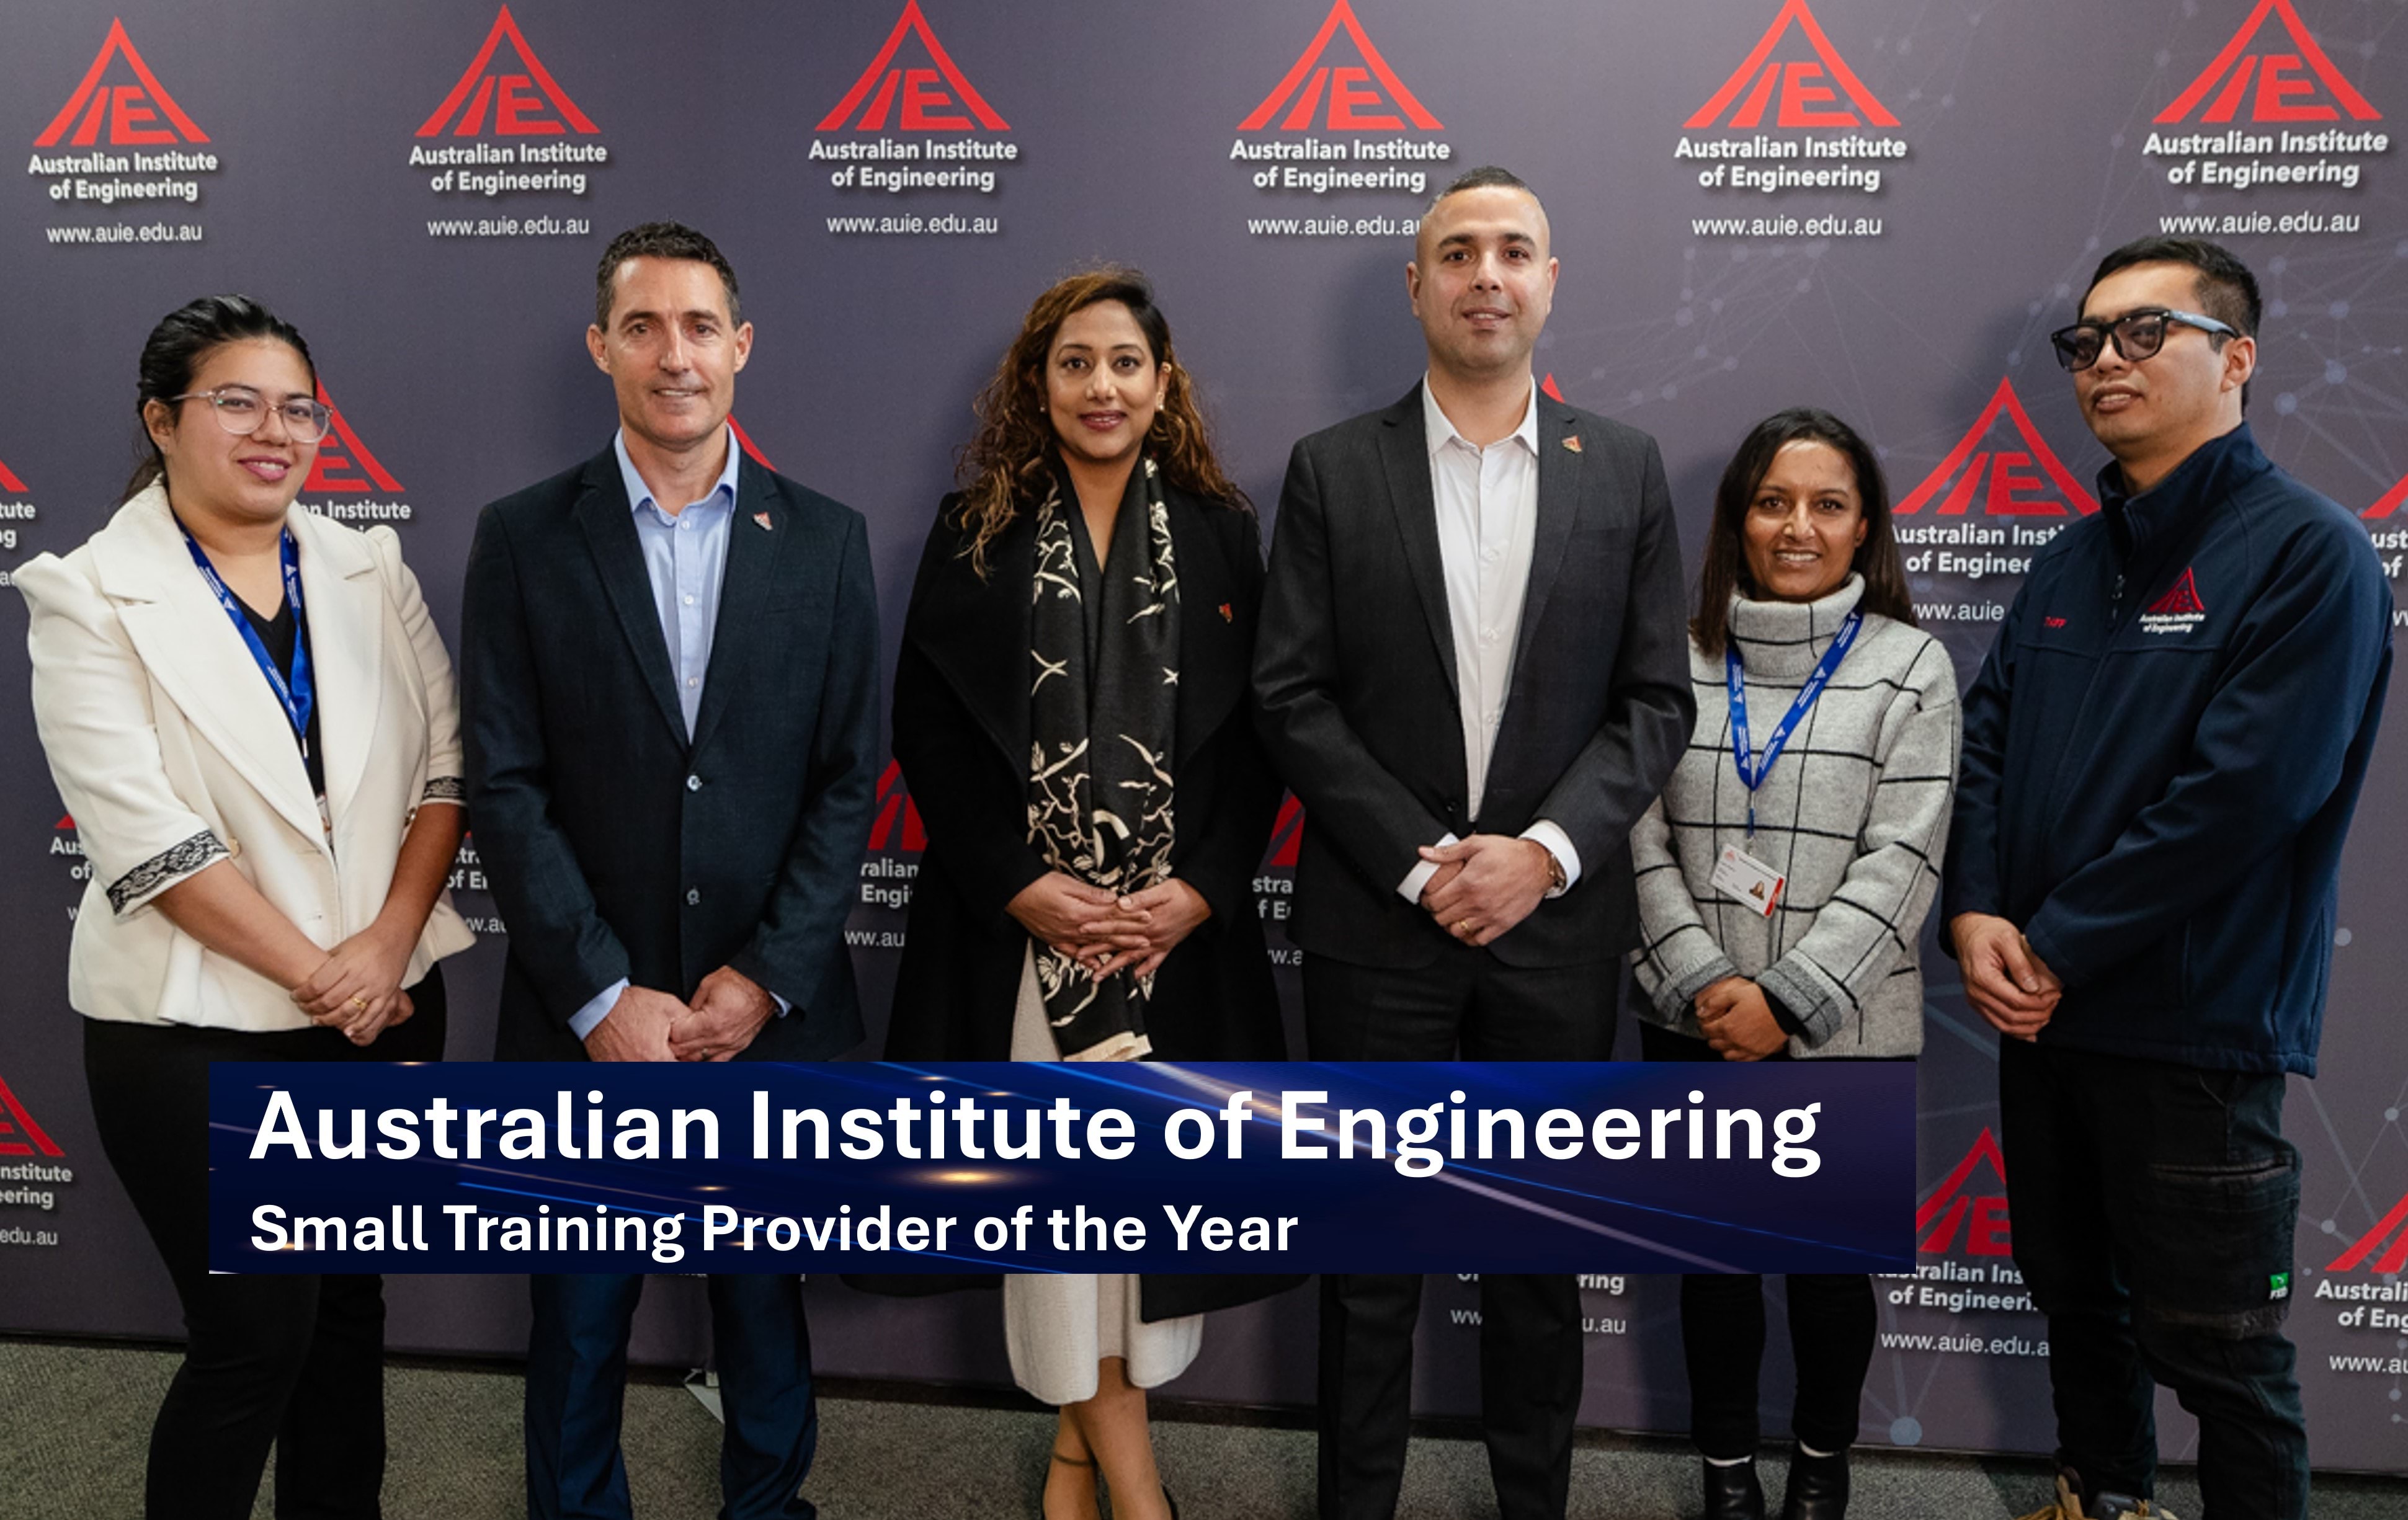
left=686, top=775, right=702, bottom=792
left=686, top=889, right=701, bottom=905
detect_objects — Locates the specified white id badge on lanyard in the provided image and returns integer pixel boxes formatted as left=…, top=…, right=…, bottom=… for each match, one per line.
left=1711, top=843, right=1785, bottom=918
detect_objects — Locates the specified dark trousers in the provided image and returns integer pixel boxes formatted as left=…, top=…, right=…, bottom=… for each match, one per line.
left=1303, top=949, right=1617, bottom=1520
left=81, top=971, right=446, bottom=1520
left=1639, top=1022, right=1876, bottom=1459
left=525, top=1274, right=818, bottom=1520
left=1999, top=1038, right=2308, bottom=1520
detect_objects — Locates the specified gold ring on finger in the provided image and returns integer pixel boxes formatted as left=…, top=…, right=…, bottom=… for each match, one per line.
left=349, top=995, right=369, bottom=1011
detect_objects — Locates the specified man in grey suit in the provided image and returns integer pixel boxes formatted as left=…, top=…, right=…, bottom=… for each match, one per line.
left=1253, top=167, right=1693, bottom=1520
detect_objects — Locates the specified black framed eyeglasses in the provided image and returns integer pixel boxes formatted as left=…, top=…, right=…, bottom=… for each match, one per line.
left=168, top=385, right=335, bottom=443
left=2048, top=307, right=2238, bottom=373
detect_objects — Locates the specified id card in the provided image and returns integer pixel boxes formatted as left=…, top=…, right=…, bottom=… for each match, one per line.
left=1711, top=843, right=1785, bottom=918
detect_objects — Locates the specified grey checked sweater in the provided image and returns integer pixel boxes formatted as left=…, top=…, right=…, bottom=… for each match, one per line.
left=1630, top=576, right=1960, bottom=1057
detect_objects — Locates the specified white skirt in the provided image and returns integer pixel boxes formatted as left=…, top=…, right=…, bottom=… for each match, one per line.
left=1004, top=942, right=1203, bottom=1406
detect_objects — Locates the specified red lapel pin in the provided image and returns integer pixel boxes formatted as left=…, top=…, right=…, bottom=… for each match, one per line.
left=1563, top=435, right=1582, bottom=454
left=1218, top=602, right=1233, bottom=623
left=752, top=511, right=774, bottom=531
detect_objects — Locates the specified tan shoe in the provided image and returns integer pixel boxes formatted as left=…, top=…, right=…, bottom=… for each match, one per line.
left=2011, top=1472, right=2085, bottom=1520
left=2014, top=1471, right=2184, bottom=1520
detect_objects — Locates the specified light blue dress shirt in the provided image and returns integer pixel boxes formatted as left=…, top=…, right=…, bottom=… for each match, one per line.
left=569, top=427, right=782, bottom=1041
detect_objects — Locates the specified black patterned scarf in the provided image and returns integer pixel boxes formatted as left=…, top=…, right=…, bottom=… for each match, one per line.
left=1026, top=456, right=1180, bottom=1059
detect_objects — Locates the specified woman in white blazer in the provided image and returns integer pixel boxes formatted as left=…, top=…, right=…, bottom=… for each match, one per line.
left=16, top=295, right=472, bottom=1520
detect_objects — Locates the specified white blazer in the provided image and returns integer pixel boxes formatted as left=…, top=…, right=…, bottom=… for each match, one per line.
left=16, top=484, right=475, bottom=1030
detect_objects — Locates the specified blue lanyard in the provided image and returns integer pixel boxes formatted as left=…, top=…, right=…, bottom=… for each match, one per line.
left=1726, top=609, right=1861, bottom=839
left=181, top=525, right=315, bottom=762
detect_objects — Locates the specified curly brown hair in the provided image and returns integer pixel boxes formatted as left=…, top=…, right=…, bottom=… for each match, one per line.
left=955, top=267, right=1247, bottom=573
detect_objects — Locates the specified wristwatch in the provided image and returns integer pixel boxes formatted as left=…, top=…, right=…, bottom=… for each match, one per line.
left=1538, top=843, right=1568, bottom=896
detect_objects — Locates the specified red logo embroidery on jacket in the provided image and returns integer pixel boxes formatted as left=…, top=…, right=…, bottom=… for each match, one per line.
left=2146, top=567, right=2207, bottom=616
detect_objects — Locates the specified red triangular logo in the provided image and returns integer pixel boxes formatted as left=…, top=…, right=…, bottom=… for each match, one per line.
left=2329, top=1192, right=2408, bottom=1272
left=1239, top=0, right=1442, bottom=131
left=867, top=759, right=928, bottom=853
left=1540, top=373, right=1566, bottom=403
left=0, top=455, right=27, bottom=494
left=1895, top=378, right=2098, bottom=518
left=1263, top=793, right=1306, bottom=869
left=33, top=19, right=208, bottom=148
left=0, top=1072, right=65, bottom=1158
left=2156, top=0, right=2379, bottom=125
left=2361, top=471, right=2408, bottom=520
left=416, top=5, right=598, bottom=138
left=1916, top=1127, right=2010, bottom=1255
left=2144, top=566, right=2207, bottom=616
left=728, top=416, right=777, bottom=472
left=301, top=381, right=404, bottom=495
left=1685, top=0, right=1898, bottom=131
left=56, top=815, right=74, bottom=830
left=817, top=1, right=1008, bottom=133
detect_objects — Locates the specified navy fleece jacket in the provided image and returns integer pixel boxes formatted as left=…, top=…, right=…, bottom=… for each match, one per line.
left=1943, top=423, right=2392, bottom=1075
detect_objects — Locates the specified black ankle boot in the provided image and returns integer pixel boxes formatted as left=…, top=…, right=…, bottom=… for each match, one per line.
left=1702, top=1459, right=1767, bottom=1520
left=1780, top=1446, right=1849, bottom=1520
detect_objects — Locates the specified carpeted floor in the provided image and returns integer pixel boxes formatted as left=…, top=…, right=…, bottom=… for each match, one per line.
left=1, top=1338, right=2399, bottom=1517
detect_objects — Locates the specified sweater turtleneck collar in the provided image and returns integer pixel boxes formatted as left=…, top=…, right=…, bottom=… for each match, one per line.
left=1726, top=573, right=1868, bottom=678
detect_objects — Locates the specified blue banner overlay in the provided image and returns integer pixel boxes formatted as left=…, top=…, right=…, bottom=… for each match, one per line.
left=208, top=1062, right=1913, bottom=1276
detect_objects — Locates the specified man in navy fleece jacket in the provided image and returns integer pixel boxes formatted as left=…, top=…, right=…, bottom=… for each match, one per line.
left=1945, top=238, right=2392, bottom=1520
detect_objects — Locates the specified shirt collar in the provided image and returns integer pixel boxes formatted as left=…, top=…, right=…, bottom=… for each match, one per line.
left=614, top=424, right=742, bottom=518
left=1421, top=375, right=1540, bottom=459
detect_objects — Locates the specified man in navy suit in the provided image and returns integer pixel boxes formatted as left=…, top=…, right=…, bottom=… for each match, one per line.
left=461, top=221, right=878, bottom=1520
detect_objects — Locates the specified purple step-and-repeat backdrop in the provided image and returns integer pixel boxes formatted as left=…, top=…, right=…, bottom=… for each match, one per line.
left=1, top=0, right=2403, bottom=1470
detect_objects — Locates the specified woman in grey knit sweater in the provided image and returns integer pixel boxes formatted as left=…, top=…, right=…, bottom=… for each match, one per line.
left=1630, top=410, right=1959, bottom=1520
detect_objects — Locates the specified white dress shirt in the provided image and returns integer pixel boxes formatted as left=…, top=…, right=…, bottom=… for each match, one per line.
left=1397, top=378, right=1582, bottom=903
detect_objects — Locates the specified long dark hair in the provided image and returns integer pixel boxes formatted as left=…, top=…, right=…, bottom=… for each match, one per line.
left=122, top=295, right=316, bottom=505
left=1692, top=407, right=1914, bottom=656
left=955, top=267, right=1246, bottom=574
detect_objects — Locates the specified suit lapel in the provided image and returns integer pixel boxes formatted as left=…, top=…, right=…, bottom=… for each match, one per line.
left=687, top=460, right=788, bottom=757
left=97, top=496, right=326, bottom=845
left=1376, top=386, right=1458, bottom=704
left=290, top=512, right=383, bottom=835
left=1512, top=396, right=1582, bottom=662
left=1167, top=493, right=1239, bottom=770
left=906, top=506, right=1033, bottom=768
left=573, top=455, right=689, bottom=747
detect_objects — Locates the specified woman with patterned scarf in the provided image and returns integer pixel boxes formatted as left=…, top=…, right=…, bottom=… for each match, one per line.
left=885, top=269, right=1298, bottom=1520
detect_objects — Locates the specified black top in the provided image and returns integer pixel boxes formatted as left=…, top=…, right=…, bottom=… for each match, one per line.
left=238, top=597, right=326, bottom=798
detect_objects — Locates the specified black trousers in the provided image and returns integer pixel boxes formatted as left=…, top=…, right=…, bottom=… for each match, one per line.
left=1999, top=1037, right=2308, bottom=1520
left=82, top=970, right=446, bottom=1520
left=1639, top=1022, right=1878, bottom=1459
left=1303, top=949, right=1618, bottom=1520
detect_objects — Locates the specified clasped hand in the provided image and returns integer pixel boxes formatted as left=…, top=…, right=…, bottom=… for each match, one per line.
left=1419, top=835, right=1554, bottom=948
left=1006, top=871, right=1211, bottom=982
left=1950, top=912, right=2062, bottom=1041
left=291, top=923, right=416, bottom=1047
left=1695, top=976, right=1789, bottom=1061
left=584, top=969, right=778, bottom=1063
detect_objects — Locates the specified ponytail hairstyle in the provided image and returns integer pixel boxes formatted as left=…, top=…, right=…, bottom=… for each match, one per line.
left=123, top=295, right=316, bottom=504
